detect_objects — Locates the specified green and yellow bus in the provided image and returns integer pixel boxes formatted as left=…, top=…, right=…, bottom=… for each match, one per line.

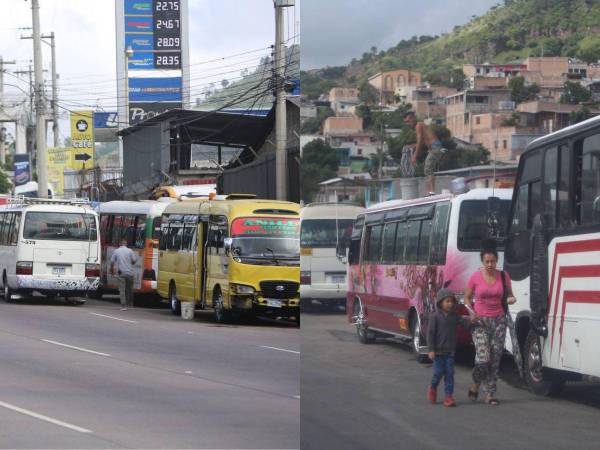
left=157, top=195, right=300, bottom=324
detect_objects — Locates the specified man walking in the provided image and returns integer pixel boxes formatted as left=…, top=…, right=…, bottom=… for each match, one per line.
left=404, top=112, right=445, bottom=195
left=110, top=238, right=138, bottom=310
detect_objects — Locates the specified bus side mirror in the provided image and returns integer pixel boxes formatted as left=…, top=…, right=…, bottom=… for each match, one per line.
left=224, top=237, right=233, bottom=255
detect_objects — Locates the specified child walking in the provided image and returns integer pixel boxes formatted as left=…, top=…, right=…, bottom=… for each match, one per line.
left=427, top=288, right=475, bottom=407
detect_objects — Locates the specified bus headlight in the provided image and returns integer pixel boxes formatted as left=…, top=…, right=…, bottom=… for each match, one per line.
left=231, top=283, right=255, bottom=295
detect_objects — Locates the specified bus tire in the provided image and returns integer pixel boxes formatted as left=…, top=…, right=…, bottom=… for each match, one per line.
left=169, top=283, right=181, bottom=315
left=524, top=329, right=565, bottom=396
left=3, top=274, right=13, bottom=303
left=353, top=299, right=374, bottom=344
left=213, top=288, right=232, bottom=324
left=410, top=314, right=429, bottom=363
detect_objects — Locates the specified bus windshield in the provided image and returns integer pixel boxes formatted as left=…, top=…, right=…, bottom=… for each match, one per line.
left=230, top=217, right=300, bottom=264
left=24, top=212, right=98, bottom=241
left=457, top=200, right=511, bottom=251
left=300, top=219, right=354, bottom=249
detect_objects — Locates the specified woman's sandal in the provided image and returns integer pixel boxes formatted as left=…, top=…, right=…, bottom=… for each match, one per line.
left=468, top=388, right=479, bottom=402
left=485, top=396, right=500, bottom=406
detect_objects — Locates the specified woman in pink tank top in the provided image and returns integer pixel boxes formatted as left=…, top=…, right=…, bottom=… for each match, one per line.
left=464, top=240, right=516, bottom=405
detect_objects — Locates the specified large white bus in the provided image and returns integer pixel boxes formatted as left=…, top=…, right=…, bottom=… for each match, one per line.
left=97, top=201, right=169, bottom=302
left=0, top=198, right=100, bottom=304
left=300, top=203, right=364, bottom=307
left=505, top=115, right=600, bottom=395
left=346, top=188, right=513, bottom=361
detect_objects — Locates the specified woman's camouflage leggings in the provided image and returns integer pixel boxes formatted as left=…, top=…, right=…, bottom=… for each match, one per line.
left=471, top=315, right=507, bottom=396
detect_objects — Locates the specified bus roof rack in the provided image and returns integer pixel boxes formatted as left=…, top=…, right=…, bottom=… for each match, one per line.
left=4, top=196, right=91, bottom=207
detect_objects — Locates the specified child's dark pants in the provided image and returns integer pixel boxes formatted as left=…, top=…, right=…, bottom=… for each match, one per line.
left=431, top=354, right=455, bottom=395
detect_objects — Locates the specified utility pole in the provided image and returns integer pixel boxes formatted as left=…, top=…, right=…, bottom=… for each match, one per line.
left=21, top=32, right=58, bottom=148
left=31, top=0, right=48, bottom=198
left=0, top=57, right=17, bottom=99
left=274, top=0, right=294, bottom=201
left=15, top=65, right=34, bottom=118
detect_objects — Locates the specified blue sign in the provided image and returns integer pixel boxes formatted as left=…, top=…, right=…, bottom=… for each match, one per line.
left=124, top=0, right=152, bottom=16
left=128, top=52, right=154, bottom=70
left=125, top=34, right=153, bottom=52
left=128, top=77, right=182, bottom=102
left=13, top=154, right=31, bottom=186
left=94, top=112, right=118, bottom=129
left=125, top=16, right=153, bottom=33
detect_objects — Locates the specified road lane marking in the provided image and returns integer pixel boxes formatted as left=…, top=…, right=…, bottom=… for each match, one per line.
left=0, top=400, right=92, bottom=433
left=260, top=345, right=300, bottom=354
left=89, top=313, right=137, bottom=324
left=41, top=339, right=112, bottom=357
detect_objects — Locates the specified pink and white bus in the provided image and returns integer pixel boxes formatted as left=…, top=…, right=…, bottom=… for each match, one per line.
left=346, top=188, right=513, bottom=362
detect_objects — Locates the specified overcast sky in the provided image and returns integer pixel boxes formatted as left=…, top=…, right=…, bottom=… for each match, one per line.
left=301, top=0, right=499, bottom=69
left=0, top=0, right=292, bottom=141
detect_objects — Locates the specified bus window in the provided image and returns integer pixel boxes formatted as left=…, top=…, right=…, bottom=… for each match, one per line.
left=0, top=213, right=7, bottom=245
left=364, top=224, right=383, bottom=263
left=394, top=222, right=406, bottom=264
left=348, top=216, right=364, bottom=266
left=300, top=219, right=355, bottom=249
left=430, top=203, right=450, bottom=265
left=404, top=221, right=420, bottom=263
left=579, top=133, right=600, bottom=226
left=133, top=216, right=146, bottom=249
left=558, top=144, right=572, bottom=228
left=159, top=216, right=169, bottom=251
left=458, top=200, right=511, bottom=251
left=166, top=219, right=183, bottom=251
left=9, top=213, right=21, bottom=245
left=111, top=215, right=123, bottom=246
left=381, top=222, right=397, bottom=264
left=182, top=223, right=197, bottom=251
left=543, top=146, right=558, bottom=227
left=418, top=219, right=432, bottom=264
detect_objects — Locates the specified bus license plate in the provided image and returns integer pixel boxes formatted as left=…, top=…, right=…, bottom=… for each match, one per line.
left=266, top=299, right=282, bottom=308
left=52, top=266, right=66, bottom=275
left=331, top=275, right=345, bottom=284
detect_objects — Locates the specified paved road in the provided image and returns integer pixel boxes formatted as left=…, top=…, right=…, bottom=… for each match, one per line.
left=0, top=295, right=299, bottom=449
left=301, top=306, right=600, bottom=450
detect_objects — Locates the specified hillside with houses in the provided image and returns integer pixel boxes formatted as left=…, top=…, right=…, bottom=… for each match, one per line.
left=301, top=0, right=600, bottom=205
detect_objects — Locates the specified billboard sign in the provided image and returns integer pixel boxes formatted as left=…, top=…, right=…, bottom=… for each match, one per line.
left=13, top=154, right=31, bottom=186
left=129, top=102, right=179, bottom=125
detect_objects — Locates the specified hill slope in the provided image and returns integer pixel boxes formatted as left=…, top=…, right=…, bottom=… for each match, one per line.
left=302, top=0, right=600, bottom=99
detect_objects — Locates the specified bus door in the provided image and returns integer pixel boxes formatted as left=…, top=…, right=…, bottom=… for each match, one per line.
left=206, top=215, right=228, bottom=302
left=198, top=218, right=209, bottom=306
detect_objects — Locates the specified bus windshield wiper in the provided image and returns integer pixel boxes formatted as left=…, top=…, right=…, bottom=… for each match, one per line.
left=262, top=248, right=280, bottom=265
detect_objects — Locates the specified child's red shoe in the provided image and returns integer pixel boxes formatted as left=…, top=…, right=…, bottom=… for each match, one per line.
left=443, top=395, right=456, bottom=407
left=428, top=386, right=437, bottom=404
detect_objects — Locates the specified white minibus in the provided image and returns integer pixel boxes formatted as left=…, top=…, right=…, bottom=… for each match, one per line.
left=300, top=203, right=365, bottom=307
left=0, top=198, right=100, bottom=304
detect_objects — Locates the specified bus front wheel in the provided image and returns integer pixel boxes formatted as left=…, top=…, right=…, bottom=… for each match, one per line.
left=169, top=284, right=181, bottom=315
left=524, top=329, right=565, bottom=396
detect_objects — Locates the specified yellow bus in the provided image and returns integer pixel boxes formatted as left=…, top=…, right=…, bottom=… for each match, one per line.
left=157, top=195, right=300, bottom=324
left=150, top=184, right=216, bottom=200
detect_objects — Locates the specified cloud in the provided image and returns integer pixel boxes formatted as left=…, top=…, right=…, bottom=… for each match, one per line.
left=301, top=0, right=500, bottom=69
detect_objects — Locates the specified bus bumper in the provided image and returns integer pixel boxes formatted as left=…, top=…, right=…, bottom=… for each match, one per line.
left=230, top=294, right=300, bottom=318
left=16, top=275, right=100, bottom=292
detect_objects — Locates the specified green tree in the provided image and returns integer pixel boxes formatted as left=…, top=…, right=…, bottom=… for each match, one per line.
left=301, top=139, right=340, bottom=203
left=508, top=76, right=540, bottom=103
left=355, top=104, right=374, bottom=129
left=561, top=81, right=592, bottom=104
left=569, top=106, right=594, bottom=125
left=358, top=81, right=379, bottom=105
left=0, top=164, right=12, bottom=194
left=577, top=36, right=600, bottom=64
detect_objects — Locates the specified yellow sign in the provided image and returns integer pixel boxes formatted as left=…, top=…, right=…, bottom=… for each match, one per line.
left=70, top=111, right=95, bottom=167
left=47, top=147, right=73, bottom=196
